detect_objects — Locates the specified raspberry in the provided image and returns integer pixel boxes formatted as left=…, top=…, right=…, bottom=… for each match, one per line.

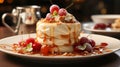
left=58, top=8, right=67, bottom=16
left=25, top=38, right=35, bottom=44
left=50, top=4, right=60, bottom=15
left=46, top=13, right=52, bottom=20
left=32, top=42, right=41, bottom=52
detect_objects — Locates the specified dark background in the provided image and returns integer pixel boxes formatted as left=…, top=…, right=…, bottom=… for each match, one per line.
left=0, top=0, right=120, bottom=26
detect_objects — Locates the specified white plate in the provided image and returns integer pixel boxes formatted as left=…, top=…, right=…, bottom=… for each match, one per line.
left=83, top=22, right=120, bottom=38
left=0, top=33, right=120, bottom=62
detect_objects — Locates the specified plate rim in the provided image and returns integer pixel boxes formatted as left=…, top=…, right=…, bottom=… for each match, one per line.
left=0, top=33, right=120, bottom=60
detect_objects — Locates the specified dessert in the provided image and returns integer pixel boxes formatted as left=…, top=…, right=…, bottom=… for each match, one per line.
left=36, top=4, right=81, bottom=53
left=93, top=23, right=107, bottom=30
left=0, top=5, right=111, bottom=56
left=93, top=18, right=120, bottom=31
left=111, top=18, right=120, bottom=31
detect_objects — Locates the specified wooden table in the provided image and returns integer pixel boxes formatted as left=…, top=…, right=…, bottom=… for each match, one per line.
left=0, top=23, right=120, bottom=67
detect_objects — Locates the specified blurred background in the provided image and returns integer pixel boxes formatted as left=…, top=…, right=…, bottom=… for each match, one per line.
left=0, top=0, right=120, bottom=26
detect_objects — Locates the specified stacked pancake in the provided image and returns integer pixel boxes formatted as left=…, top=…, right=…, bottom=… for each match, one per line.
left=36, top=4, right=81, bottom=53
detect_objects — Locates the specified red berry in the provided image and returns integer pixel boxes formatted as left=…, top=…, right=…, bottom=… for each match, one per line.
left=73, top=42, right=84, bottom=52
left=85, top=43, right=93, bottom=52
left=40, top=45, right=50, bottom=56
left=58, top=8, right=67, bottom=16
left=79, top=37, right=89, bottom=45
left=50, top=4, right=60, bottom=15
left=88, top=39, right=96, bottom=47
left=73, top=43, right=93, bottom=53
left=45, top=13, right=55, bottom=21
left=32, top=42, right=41, bottom=52
left=46, top=13, right=52, bottom=20
left=25, top=38, right=35, bottom=44
left=94, top=23, right=107, bottom=30
left=73, top=45, right=83, bottom=52
left=73, top=37, right=95, bottom=53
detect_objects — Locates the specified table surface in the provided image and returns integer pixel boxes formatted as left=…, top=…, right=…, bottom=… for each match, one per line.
left=0, top=23, right=120, bottom=67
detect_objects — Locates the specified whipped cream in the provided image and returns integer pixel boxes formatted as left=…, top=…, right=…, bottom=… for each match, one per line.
left=36, top=22, right=81, bottom=46
left=36, top=8, right=81, bottom=52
